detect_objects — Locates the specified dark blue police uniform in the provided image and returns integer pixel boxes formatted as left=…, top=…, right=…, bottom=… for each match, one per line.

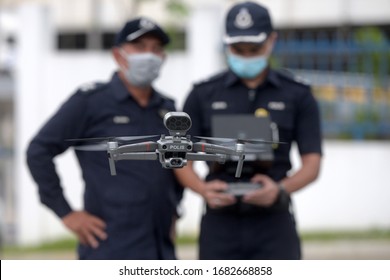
left=183, top=68, right=322, bottom=259
left=27, top=72, right=180, bottom=259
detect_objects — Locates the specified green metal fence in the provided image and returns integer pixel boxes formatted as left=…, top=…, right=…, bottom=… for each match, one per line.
left=274, top=28, right=390, bottom=139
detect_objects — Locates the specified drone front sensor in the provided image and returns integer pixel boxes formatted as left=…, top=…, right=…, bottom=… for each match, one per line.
left=163, top=112, right=192, bottom=136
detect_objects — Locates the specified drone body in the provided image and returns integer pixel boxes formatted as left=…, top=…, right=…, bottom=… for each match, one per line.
left=71, top=112, right=278, bottom=178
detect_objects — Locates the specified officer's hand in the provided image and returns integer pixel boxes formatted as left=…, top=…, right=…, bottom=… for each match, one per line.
left=242, top=174, right=280, bottom=207
left=62, top=211, right=107, bottom=248
left=202, top=180, right=236, bottom=209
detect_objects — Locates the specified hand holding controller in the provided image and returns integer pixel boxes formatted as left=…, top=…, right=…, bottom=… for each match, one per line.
left=225, top=182, right=263, bottom=196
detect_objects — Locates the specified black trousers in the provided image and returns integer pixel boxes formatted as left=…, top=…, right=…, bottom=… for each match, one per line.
left=198, top=207, right=301, bottom=260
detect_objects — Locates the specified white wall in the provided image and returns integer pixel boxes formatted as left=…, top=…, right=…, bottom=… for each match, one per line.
left=260, top=0, right=390, bottom=27
left=14, top=4, right=390, bottom=245
left=292, top=141, right=390, bottom=231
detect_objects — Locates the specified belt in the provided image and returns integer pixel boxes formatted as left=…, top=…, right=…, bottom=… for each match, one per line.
left=206, top=193, right=291, bottom=215
left=209, top=162, right=272, bottom=178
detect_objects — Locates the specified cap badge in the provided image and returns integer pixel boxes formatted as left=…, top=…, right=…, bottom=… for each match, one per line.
left=139, top=18, right=155, bottom=30
left=234, top=8, right=253, bottom=29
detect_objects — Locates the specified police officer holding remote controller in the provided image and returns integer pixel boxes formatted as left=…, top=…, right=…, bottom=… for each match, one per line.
left=175, top=1, right=322, bottom=259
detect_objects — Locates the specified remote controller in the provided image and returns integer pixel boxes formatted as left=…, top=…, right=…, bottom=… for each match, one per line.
left=225, top=182, right=263, bottom=196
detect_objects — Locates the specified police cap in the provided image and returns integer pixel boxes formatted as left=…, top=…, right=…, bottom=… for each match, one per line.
left=224, top=1, right=273, bottom=45
left=114, top=17, right=170, bottom=46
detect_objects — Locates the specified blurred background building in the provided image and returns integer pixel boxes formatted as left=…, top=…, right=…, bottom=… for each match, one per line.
left=0, top=0, right=389, bottom=246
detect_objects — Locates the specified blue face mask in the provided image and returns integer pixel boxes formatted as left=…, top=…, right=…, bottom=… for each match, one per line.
left=226, top=52, right=268, bottom=79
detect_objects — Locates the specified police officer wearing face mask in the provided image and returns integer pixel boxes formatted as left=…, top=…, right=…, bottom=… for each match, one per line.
left=26, top=17, right=182, bottom=259
left=175, top=2, right=322, bottom=260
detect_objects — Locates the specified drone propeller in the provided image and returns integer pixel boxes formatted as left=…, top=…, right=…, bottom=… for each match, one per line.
left=73, top=140, right=159, bottom=152
left=115, top=135, right=159, bottom=141
left=73, top=143, right=108, bottom=151
left=67, top=135, right=159, bottom=143
left=194, top=136, right=284, bottom=145
left=193, top=136, right=232, bottom=143
left=242, top=146, right=267, bottom=153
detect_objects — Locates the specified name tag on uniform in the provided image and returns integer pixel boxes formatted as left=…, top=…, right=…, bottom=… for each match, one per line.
left=212, top=101, right=228, bottom=110
left=268, top=101, right=286, bottom=111
left=113, top=116, right=130, bottom=124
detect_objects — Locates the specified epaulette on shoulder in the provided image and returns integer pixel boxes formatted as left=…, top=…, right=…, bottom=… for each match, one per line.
left=277, top=68, right=310, bottom=87
left=76, top=81, right=105, bottom=95
left=158, top=92, right=175, bottom=103
left=193, top=71, right=226, bottom=88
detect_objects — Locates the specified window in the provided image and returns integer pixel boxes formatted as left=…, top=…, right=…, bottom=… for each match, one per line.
left=57, top=32, right=87, bottom=50
left=56, top=28, right=186, bottom=51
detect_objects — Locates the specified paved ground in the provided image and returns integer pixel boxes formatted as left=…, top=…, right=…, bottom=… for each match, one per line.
left=2, top=240, right=390, bottom=260
left=301, top=240, right=390, bottom=260
left=177, top=240, right=390, bottom=260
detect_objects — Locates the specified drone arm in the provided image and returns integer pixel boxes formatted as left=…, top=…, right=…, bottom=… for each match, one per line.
left=192, top=142, right=237, bottom=155
left=116, top=141, right=158, bottom=153
left=186, top=152, right=226, bottom=163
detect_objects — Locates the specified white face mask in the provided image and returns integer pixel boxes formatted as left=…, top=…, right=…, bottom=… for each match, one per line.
left=120, top=51, right=163, bottom=87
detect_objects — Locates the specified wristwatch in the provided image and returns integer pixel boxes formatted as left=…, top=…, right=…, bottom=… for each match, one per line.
left=277, top=182, right=287, bottom=194
left=277, top=182, right=289, bottom=207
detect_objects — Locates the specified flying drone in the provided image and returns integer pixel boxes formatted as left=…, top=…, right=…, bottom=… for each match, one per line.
left=69, top=112, right=281, bottom=178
